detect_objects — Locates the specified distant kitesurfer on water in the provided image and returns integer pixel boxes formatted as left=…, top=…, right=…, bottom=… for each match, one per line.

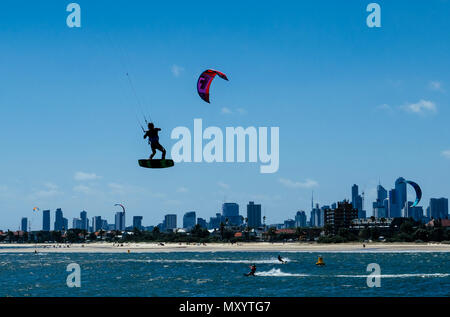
left=143, top=123, right=166, bottom=160
left=278, top=255, right=286, bottom=264
left=245, top=264, right=257, bottom=276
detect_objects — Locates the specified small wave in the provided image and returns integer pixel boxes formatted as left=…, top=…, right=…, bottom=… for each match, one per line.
left=146, top=258, right=290, bottom=264
left=255, top=268, right=309, bottom=277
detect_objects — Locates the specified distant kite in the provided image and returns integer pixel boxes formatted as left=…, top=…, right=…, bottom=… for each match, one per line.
left=402, top=180, right=422, bottom=207
left=114, top=204, right=125, bottom=213
left=33, top=207, right=40, bottom=212
left=197, top=69, right=229, bottom=103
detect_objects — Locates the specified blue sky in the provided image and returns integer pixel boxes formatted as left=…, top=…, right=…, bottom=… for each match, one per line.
left=0, top=0, right=449, bottom=230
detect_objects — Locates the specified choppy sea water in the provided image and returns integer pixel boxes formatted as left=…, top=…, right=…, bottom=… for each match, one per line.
left=0, top=251, right=449, bottom=297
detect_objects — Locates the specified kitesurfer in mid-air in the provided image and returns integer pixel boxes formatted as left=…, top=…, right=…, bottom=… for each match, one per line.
left=143, top=123, right=166, bottom=160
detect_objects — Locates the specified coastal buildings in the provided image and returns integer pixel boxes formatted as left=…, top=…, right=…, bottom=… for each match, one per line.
left=183, top=211, right=196, bottom=230
left=54, top=208, right=68, bottom=231
left=428, top=198, right=449, bottom=219
left=197, top=217, right=207, bottom=229
left=324, top=201, right=358, bottom=233
left=372, top=185, right=388, bottom=218
left=21, top=217, right=28, bottom=232
left=133, top=216, right=143, bottom=230
left=164, top=214, right=177, bottom=231
left=247, top=201, right=261, bottom=228
left=42, top=210, right=50, bottom=231
left=351, top=184, right=366, bottom=219
left=115, top=212, right=125, bottom=231
left=295, top=211, right=307, bottom=228
left=80, top=210, right=89, bottom=231
left=222, top=203, right=241, bottom=226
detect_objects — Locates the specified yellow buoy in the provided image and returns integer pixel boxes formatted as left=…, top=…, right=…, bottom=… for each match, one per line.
left=315, top=256, right=325, bottom=266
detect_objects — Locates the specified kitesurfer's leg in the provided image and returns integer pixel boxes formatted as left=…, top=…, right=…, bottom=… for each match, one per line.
left=150, top=146, right=157, bottom=160
left=154, top=142, right=166, bottom=160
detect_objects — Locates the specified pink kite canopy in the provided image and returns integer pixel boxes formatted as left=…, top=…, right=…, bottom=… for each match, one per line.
left=197, top=69, right=229, bottom=103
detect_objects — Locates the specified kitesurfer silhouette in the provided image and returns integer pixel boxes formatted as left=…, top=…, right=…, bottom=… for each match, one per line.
left=245, top=264, right=257, bottom=276
left=143, top=123, right=166, bottom=160
left=278, top=255, right=286, bottom=264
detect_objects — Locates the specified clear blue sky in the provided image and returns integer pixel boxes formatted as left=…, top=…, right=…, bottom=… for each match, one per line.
left=1, top=0, right=449, bottom=230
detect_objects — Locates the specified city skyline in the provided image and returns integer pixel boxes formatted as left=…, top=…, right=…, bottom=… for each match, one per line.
left=7, top=178, right=449, bottom=232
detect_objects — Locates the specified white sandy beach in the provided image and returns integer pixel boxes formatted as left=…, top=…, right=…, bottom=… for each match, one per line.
left=1, top=242, right=450, bottom=253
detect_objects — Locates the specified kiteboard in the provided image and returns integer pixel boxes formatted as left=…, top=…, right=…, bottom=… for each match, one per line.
left=138, top=159, right=174, bottom=169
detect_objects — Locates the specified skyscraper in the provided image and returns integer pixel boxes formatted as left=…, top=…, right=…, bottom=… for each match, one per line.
left=183, top=211, right=196, bottom=230
left=21, top=217, right=28, bottom=232
left=222, top=203, right=241, bottom=226
left=295, top=211, right=307, bottom=227
left=209, top=213, right=223, bottom=229
left=92, top=216, right=103, bottom=232
left=80, top=210, right=88, bottom=231
left=395, top=177, right=407, bottom=214
left=373, top=185, right=388, bottom=218
left=429, top=198, right=449, bottom=219
left=42, top=210, right=50, bottom=231
left=54, top=208, right=64, bottom=231
left=351, top=184, right=365, bottom=218
left=115, top=212, right=125, bottom=231
left=72, top=218, right=82, bottom=229
left=388, top=189, right=400, bottom=218
left=164, top=214, right=177, bottom=231
left=352, top=184, right=359, bottom=207
left=247, top=201, right=262, bottom=228
left=133, top=216, right=143, bottom=230
left=197, top=218, right=207, bottom=228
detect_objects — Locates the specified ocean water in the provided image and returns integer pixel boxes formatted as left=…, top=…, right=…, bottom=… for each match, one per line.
left=0, top=251, right=449, bottom=297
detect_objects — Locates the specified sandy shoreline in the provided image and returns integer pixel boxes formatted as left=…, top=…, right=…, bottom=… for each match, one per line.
left=1, top=242, right=450, bottom=253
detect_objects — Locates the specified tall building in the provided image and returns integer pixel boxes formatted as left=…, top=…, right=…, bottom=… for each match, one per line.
left=373, top=184, right=388, bottom=218
left=164, top=214, right=177, bottom=231
left=183, top=211, right=196, bottom=230
left=222, top=203, right=241, bottom=226
left=209, top=213, right=223, bottom=229
left=324, top=201, right=358, bottom=233
left=21, top=217, right=28, bottom=232
left=197, top=217, right=207, bottom=229
left=72, top=218, right=82, bottom=229
left=80, top=210, right=88, bottom=231
left=42, top=210, right=50, bottom=231
left=54, top=208, right=65, bottom=231
left=284, top=219, right=295, bottom=229
left=395, top=177, right=407, bottom=214
left=311, top=204, right=321, bottom=227
left=133, top=216, right=143, bottom=230
left=352, top=184, right=359, bottom=208
left=295, top=211, right=307, bottom=227
left=429, top=198, right=449, bottom=219
left=388, top=189, right=399, bottom=218
left=247, top=201, right=262, bottom=228
left=351, top=184, right=365, bottom=218
left=115, top=212, right=125, bottom=231
left=92, top=216, right=103, bottom=232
